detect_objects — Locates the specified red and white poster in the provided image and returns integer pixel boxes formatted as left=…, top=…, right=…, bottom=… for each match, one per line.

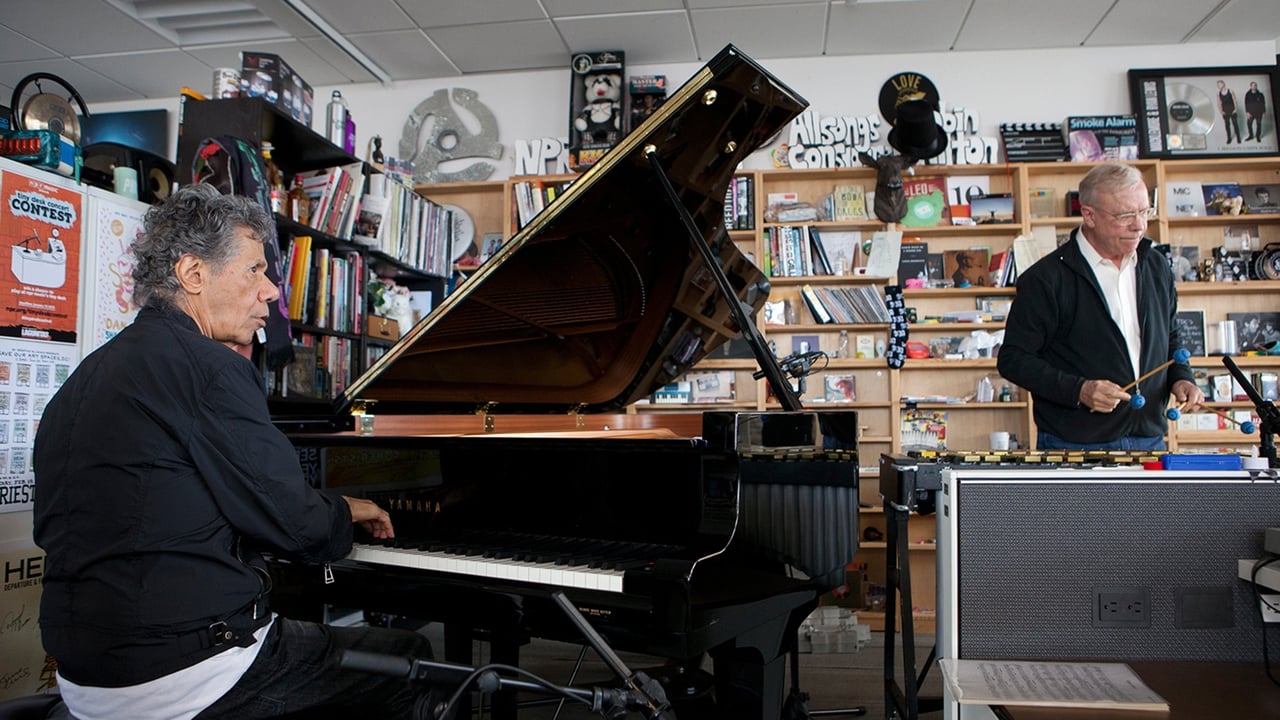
left=0, top=170, right=82, bottom=344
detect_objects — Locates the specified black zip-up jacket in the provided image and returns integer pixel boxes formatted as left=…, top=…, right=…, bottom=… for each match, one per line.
left=33, top=304, right=352, bottom=687
left=997, top=230, right=1194, bottom=444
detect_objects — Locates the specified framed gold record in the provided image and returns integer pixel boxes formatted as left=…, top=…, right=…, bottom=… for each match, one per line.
left=1129, top=65, right=1280, bottom=159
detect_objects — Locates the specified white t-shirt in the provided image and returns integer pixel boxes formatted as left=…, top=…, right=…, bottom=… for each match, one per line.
left=57, top=617, right=275, bottom=720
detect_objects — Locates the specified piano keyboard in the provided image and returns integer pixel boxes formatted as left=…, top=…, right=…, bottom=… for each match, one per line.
left=346, top=535, right=680, bottom=593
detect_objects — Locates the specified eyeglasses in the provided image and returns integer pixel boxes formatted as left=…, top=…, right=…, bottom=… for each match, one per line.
left=1090, top=206, right=1158, bottom=223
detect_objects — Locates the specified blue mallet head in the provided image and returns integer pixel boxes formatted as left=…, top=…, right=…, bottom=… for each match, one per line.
left=1173, top=348, right=1191, bottom=364
left=1167, top=407, right=1180, bottom=420
left=1130, top=394, right=1146, bottom=409
left=1242, top=421, right=1257, bottom=434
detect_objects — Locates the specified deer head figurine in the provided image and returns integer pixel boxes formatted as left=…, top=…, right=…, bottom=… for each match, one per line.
left=858, top=152, right=913, bottom=223
left=860, top=99, right=950, bottom=224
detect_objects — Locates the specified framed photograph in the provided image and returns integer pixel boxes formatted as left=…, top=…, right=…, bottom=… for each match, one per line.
left=1127, top=65, right=1280, bottom=158
left=1228, top=312, right=1280, bottom=352
left=969, top=194, right=1015, bottom=224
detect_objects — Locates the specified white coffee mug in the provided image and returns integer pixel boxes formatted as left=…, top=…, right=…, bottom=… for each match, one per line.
left=113, top=166, right=139, bottom=201
left=989, top=431, right=1010, bottom=450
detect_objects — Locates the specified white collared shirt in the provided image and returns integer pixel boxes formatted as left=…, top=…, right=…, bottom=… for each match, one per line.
left=1077, top=230, right=1141, bottom=381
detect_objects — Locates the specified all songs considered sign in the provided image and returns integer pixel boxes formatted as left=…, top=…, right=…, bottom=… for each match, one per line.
left=0, top=170, right=82, bottom=344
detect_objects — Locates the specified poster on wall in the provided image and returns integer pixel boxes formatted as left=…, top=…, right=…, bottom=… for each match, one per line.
left=0, top=340, right=76, bottom=514
left=86, top=190, right=144, bottom=353
left=0, top=543, right=55, bottom=701
left=0, top=169, right=82, bottom=343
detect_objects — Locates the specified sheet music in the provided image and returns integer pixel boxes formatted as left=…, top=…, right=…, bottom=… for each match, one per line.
left=940, top=659, right=1169, bottom=711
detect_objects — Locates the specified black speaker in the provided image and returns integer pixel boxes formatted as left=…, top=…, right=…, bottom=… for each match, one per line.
left=81, top=141, right=175, bottom=205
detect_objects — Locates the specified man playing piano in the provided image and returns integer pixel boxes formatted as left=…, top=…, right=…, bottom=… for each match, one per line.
left=33, top=184, right=429, bottom=719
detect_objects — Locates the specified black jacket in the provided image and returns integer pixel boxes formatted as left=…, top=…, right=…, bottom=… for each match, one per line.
left=33, top=305, right=352, bottom=687
left=997, top=231, right=1194, bottom=444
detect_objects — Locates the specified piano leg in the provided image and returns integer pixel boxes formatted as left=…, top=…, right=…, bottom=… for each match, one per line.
left=704, top=593, right=818, bottom=720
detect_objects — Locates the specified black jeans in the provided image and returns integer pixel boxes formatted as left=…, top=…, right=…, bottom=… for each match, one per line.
left=195, top=618, right=433, bottom=719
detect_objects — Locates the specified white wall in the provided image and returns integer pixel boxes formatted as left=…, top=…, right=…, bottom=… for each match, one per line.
left=97, top=40, right=1278, bottom=179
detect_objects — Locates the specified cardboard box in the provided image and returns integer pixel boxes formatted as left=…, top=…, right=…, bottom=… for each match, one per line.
left=240, top=51, right=314, bottom=127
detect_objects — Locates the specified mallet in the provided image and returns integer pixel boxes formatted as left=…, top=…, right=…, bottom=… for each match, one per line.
left=1166, top=402, right=1257, bottom=434
left=1126, top=348, right=1192, bottom=409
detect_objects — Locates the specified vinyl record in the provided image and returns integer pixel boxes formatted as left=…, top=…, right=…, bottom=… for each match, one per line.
left=20, top=93, right=82, bottom=143
left=1255, top=243, right=1280, bottom=281
left=1164, top=81, right=1214, bottom=136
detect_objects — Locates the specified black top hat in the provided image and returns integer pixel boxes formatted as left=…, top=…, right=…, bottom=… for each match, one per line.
left=888, top=99, right=948, bottom=160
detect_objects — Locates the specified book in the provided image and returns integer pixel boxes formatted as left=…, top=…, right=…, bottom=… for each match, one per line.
left=823, top=374, right=856, bottom=403
left=285, top=343, right=319, bottom=398
left=940, top=659, right=1168, bottom=712
left=1241, top=183, right=1280, bottom=214
left=944, top=248, right=991, bottom=288
left=1202, top=182, right=1243, bottom=215
left=831, top=184, right=867, bottom=221
left=897, top=241, right=930, bottom=283
left=900, top=176, right=949, bottom=227
left=1164, top=181, right=1206, bottom=217
left=1065, top=115, right=1140, bottom=161
left=1174, top=309, right=1206, bottom=356
left=807, top=225, right=834, bottom=275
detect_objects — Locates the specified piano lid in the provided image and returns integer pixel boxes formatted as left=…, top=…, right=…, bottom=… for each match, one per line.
left=341, top=45, right=807, bottom=417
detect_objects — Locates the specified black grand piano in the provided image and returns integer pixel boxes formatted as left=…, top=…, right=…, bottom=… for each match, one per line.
left=272, top=45, right=860, bottom=719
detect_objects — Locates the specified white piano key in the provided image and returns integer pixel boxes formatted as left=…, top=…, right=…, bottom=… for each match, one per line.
left=349, top=542, right=624, bottom=593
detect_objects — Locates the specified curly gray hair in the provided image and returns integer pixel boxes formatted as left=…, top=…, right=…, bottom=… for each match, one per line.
left=132, top=184, right=275, bottom=309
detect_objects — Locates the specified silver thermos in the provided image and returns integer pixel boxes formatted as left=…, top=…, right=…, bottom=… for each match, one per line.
left=326, top=90, right=348, bottom=147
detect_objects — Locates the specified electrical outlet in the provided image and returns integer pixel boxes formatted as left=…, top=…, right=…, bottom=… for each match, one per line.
left=1094, top=586, right=1150, bottom=627
left=1261, top=594, right=1280, bottom=623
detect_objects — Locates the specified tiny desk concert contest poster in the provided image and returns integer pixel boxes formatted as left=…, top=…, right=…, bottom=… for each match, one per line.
left=0, top=169, right=82, bottom=344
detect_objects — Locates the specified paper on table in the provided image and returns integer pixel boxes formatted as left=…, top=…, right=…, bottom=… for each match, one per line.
left=939, top=659, right=1169, bottom=711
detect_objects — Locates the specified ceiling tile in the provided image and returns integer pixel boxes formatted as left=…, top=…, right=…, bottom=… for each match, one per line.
left=691, top=5, right=829, bottom=61
left=954, top=0, right=1116, bottom=51
left=543, top=0, right=684, bottom=16
left=1085, top=0, right=1205, bottom=47
left=0, top=25, right=60, bottom=64
left=282, top=0, right=415, bottom=34
left=75, top=50, right=216, bottom=100
left=425, top=20, right=569, bottom=73
left=1191, top=0, right=1280, bottom=43
left=687, top=0, right=822, bottom=7
left=555, top=12, right=698, bottom=65
left=6, top=0, right=173, bottom=56
left=396, top=0, right=547, bottom=29
left=826, top=0, right=969, bottom=55
left=3, top=58, right=141, bottom=108
left=344, top=30, right=459, bottom=81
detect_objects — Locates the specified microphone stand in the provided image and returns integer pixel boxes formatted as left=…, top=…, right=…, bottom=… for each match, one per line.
left=1220, top=356, right=1280, bottom=468
left=340, top=591, right=674, bottom=720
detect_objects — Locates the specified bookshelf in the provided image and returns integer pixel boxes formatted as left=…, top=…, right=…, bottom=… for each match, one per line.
left=410, top=158, right=1279, bottom=632
left=177, top=96, right=449, bottom=407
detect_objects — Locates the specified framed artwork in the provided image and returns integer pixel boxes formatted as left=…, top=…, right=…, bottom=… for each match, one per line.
left=1128, top=65, right=1280, bottom=158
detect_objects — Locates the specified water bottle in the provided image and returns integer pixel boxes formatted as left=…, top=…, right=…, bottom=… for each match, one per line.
left=326, top=90, right=347, bottom=147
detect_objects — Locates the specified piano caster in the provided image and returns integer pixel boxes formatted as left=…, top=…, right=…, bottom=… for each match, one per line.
left=643, top=661, right=716, bottom=714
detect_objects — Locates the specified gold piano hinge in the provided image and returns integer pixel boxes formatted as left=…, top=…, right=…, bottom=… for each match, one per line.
left=476, top=402, right=498, bottom=432
left=568, top=404, right=587, bottom=428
